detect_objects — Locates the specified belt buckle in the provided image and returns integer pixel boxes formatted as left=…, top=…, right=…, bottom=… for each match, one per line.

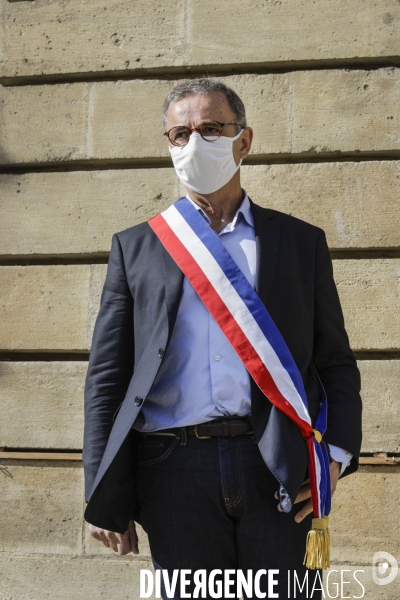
left=194, top=425, right=212, bottom=440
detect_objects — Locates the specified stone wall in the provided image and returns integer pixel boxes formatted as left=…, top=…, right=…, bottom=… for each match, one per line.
left=1, top=1, right=399, bottom=598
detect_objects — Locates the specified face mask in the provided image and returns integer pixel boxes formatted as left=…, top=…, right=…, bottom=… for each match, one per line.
left=169, top=130, right=243, bottom=194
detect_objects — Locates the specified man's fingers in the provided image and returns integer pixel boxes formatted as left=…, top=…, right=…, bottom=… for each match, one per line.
left=98, top=530, right=112, bottom=549
left=276, top=461, right=342, bottom=521
left=89, top=525, right=110, bottom=548
left=277, top=486, right=311, bottom=512
left=106, top=531, right=120, bottom=552
left=90, top=530, right=103, bottom=544
left=87, top=523, right=139, bottom=555
left=276, top=481, right=311, bottom=511
left=293, top=483, right=311, bottom=504
left=294, top=499, right=313, bottom=523
left=88, top=525, right=119, bottom=550
left=275, top=477, right=310, bottom=500
left=293, top=461, right=341, bottom=523
left=115, top=533, right=132, bottom=556
left=106, top=530, right=128, bottom=554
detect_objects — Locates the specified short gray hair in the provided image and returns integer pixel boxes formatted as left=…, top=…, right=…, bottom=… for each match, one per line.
left=162, top=78, right=247, bottom=130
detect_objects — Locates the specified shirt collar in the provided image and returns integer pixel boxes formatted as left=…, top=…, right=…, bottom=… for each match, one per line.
left=185, top=190, right=254, bottom=231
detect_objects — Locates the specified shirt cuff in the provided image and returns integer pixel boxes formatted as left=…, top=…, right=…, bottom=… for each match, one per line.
left=328, top=444, right=353, bottom=475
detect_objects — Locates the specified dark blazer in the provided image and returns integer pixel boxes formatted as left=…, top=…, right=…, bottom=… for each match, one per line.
left=83, top=199, right=362, bottom=532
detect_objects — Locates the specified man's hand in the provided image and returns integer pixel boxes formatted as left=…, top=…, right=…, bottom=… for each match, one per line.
left=275, top=460, right=341, bottom=523
left=88, top=519, right=139, bottom=555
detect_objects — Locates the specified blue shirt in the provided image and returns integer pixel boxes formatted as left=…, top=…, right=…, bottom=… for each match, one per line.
left=133, top=191, right=256, bottom=432
left=132, top=191, right=351, bottom=472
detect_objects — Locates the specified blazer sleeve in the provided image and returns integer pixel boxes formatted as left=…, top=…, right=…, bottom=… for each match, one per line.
left=312, top=229, right=362, bottom=476
left=82, top=233, right=134, bottom=501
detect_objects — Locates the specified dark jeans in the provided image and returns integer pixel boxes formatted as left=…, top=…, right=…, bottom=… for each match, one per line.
left=136, top=428, right=321, bottom=599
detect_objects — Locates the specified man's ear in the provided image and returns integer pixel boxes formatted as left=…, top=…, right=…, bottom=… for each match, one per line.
left=240, top=127, right=253, bottom=160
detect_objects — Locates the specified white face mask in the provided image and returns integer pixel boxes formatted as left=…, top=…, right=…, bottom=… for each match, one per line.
left=169, top=130, right=243, bottom=194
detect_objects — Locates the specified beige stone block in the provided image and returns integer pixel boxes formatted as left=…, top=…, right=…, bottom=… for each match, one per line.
left=84, top=521, right=151, bottom=558
left=242, top=161, right=400, bottom=250
left=292, top=68, right=400, bottom=154
left=188, top=0, right=400, bottom=67
left=0, top=464, right=398, bottom=594
left=0, top=460, right=84, bottom=555
left=87, top=75, right=290, bottom=159
left=0, top=264, right=106, bottom=351
left=333, top=259, right=400, bottom=350
left=224, top=74, right=293, bottom=157
left=0, top=170, right=176, bottom=256
left=87, top=79, right=173, bottom=160
left=87, top=69, right=400, bottom=158
left=86, top=259, right=400, bottom=352
left=0, top=361, right=87, bottom=449
left=1, top=260, right=398, bottom=351
left=323, top=566, right=400, bottom=599
left=330, top=466, right=400, bottom=565
left=1, top=162, right=400, bottom=257
left=3, top=70, right=400, bottom=165
left=0, top=555, right=155, bottom=600
left=1, top=0, right=185, bottom=79
left=2, top=360, right=398, bottom=452
left=359, top=361, right=400, bottom=453
left=0, top=84, right=88, bottom=164
left=2, top=0, right=400, bottom=80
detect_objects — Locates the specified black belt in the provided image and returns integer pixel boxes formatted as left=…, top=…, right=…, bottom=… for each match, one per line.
left=141, top=417, right=253, bottom=439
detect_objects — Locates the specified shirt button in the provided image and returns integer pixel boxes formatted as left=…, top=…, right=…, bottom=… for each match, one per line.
left=158, top=348, right=165, bottom=358
left=214, top=355, right=221, bottom=361
left=217, top=399, right=222, bottom=405
left=134, top=396, right=143, bottom=407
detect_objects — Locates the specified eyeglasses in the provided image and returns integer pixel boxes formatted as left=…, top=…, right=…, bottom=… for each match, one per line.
left=164, top=120, right=244, bottom=147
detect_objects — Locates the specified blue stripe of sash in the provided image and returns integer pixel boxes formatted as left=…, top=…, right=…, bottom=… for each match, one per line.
left=321, top=443, right=332, bottom=515
left=314, top=440, right=327, bottom=515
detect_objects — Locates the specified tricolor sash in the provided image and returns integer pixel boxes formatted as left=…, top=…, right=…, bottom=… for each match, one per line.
left=149, top=197, right=331, bottom=568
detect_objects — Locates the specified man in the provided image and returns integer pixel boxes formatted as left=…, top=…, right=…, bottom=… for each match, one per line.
left=83, top=78, right=362, bottom=599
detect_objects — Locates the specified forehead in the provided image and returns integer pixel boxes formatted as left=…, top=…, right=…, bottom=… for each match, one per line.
left=166, top=91, right=236, bottom=128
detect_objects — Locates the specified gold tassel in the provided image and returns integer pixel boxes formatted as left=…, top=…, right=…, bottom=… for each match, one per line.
left=303, top=516, right=330, bottom=570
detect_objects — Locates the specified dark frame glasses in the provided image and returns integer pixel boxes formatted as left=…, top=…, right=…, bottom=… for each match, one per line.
left=164, top=120, right=243, bottom=146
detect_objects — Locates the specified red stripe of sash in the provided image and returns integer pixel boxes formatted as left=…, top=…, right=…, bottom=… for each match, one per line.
left=307, top=437, right=321, bottom=518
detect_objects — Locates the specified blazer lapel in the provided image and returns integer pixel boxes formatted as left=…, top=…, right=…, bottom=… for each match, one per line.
left=249, top=199, right=280, bottom=305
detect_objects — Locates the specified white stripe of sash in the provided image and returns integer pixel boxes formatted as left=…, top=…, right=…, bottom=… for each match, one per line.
left=314, top=444, right=323, bottom=516
left=163, top=205, right=311, bottom=426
